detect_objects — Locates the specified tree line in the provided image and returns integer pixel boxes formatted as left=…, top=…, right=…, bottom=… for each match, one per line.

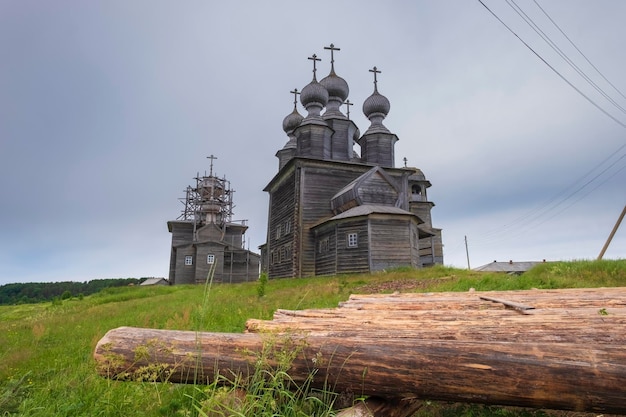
left=0, top=278, right=143, bottom=305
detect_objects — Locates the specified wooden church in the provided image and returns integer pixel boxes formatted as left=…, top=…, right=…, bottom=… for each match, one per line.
left=260, top=45, right=443, bottom=279
left=167, top=157, right=261, bottom=284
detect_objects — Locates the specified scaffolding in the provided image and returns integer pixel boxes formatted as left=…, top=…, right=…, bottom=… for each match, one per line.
left=177, top=156, right=235, bottom=238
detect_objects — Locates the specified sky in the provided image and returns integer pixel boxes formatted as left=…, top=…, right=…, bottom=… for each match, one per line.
left=1, top=1, right=625, bottom=285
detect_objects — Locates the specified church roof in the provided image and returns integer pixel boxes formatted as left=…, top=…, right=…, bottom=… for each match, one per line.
left=328, top=204, right=417, bottom=221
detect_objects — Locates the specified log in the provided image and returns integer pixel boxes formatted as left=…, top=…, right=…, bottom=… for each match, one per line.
left=94, top=288, right=626, bottom=414
left=95, top=326, right=626, bottom=414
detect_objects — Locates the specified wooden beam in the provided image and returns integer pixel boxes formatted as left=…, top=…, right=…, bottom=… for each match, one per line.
left=478, top=295, right=535, bottom=312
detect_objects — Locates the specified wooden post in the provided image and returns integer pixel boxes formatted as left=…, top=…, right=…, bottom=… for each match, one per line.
left=464, top=235, right=471, bottom=269
left=598, top=204, right=626, bottom=260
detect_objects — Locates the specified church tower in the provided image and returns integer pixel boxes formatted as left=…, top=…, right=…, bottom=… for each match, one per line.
left=261, top=45, right=443, bottom=278
left=167, top=156, right=261, bottom=284
left=358, top=67, right=398, bottom=168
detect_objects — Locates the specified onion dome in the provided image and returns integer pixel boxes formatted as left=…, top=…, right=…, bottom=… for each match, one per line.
left=320, top=71, right=349, bottom=104
left=362, top=89, right=390, bottom=119
left=320, top=70, right=349, bottom=119
left=363, top=66, right=391, bottom=133
left=282, top=107, right=303, bottom=134
left=300, top=78, right=328, bottom=109
left=320, top=44, right=349, bottom=119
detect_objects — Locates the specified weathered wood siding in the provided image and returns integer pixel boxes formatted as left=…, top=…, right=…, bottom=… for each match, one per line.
left=267, top=168, right=297, bottom=278
left=173, top=245, right=196, bottom=285
left=358, top=132, right=397, bottom=168
left=168, top=221, right=194, bottom=247
left=409, top=201, right=434, bottom=228
left=358, top=172, right=399, bottom=205
left=195, top=243, right=224, bottom=284
left=326, top=118, right=357, bottom=162
left=300, top=164, right=368, bottom=276
left=222, top=250, right=260, bottom=283
left=265, top=158, right=442, bottom=278
left=370, top=217, right=417, bottom=271
left=336, top=221, right=370, bottom=274
left=314, top=228, right=337, bottom=276
left=295, top=124, right=332, bottom=160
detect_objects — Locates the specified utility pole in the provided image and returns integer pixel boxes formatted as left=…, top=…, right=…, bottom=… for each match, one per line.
left=598, top=204, right=626, bottom=260
left=465, top=235, right=471, bottom=270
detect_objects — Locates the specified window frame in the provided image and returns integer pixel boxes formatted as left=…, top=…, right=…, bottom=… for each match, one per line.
left=207, top=254, right=215, bottom=264
left=347, top=232, right=358, bottom=248
left=184, top=255, right=193, bottom=266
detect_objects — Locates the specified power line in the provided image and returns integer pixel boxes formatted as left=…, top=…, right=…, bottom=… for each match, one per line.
left=505, top=0, right=626, bottom=116
left=532, top=0, right=626, bottom=102
left=472, top=143, right=626, bottom=244
left=477, top=0, right=626, bottom=129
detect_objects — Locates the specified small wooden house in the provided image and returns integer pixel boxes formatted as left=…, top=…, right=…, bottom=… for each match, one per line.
left=260, top=46, right=443, bottom=278
left=140, top=277, right=169, bottom=286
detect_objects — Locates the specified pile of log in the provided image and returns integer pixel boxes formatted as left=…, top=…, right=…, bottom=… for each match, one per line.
left=94, top=287, right=626, bottom=415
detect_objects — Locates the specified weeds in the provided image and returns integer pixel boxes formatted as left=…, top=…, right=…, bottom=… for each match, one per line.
left=193, top=333, right=337, bottom=417
left=0, top=372, right=31, bottom=414
left=1, top=260, right=624, bottom=416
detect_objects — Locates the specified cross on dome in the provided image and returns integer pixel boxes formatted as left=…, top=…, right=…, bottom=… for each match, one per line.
left=308, top=54, right=321, bottom=80
left=290, top=88, right=300, bottom=108
left=324, top=43, right=340, bottom=71
left=207, top=154, right=217, bottom=177
left=369, top=66, right=381, bottom=91
left=344, top=99, right=353, bottom=119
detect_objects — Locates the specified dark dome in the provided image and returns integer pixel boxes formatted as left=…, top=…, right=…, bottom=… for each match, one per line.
left=362, top=90, right=390, bottom=119
left=282, top=108, right=303, bottom=134
left=300, top=79, right=329, bottom=108
left=320, top=71, right=349, bottom=103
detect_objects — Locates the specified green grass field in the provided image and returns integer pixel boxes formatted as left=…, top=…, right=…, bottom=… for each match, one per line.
left=1, top=260, right=625, bottom=416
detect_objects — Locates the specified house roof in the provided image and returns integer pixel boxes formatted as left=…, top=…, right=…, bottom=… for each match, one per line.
left=140, top=277, right=169, bottom=286
left=473, top=261, right=546, bottom=274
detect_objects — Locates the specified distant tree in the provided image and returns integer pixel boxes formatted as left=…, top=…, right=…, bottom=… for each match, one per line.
left=0, top=278, right=141, bottom=305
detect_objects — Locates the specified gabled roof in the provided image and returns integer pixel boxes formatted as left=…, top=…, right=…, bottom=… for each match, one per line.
left=474, top=261, right=547, bottom=274
left=331, top=166, right=400, bottom=214
left=312, top=204, right=433, bottom=238
left=140, top=277, right=169, bottom=286
left=329, top=204, right=414, bottom=220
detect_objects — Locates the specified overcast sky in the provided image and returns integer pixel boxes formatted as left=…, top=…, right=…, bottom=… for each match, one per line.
left=1, top=1, right=625, bottom=285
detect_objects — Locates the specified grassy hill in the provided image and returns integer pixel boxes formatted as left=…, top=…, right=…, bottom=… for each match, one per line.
left=1, top=260, right=625, bottom=416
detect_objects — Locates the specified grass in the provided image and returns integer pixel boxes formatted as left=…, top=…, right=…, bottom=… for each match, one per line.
left=0, top=259, right=625, bottom=416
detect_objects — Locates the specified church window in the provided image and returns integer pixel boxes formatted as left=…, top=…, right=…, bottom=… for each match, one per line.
left=284, top=220, right=291, bottom=234
left=185, top=255, right=193, bottom=266
left=276, top=224, right=282, bottom=239
left=319, top=237, right=330, bottom=253
left=207, top=254, right=215, bottom=264
left=347, top=233, right=358, bottom=248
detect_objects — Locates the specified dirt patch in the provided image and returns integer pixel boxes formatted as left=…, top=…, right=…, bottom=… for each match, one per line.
left=355, top=276, right=454, bottom=294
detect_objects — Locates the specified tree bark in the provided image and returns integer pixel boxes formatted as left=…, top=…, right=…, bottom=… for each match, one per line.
left=95, top=325, right=626, bottom=414
left=94, top=288, right=626, bottom=414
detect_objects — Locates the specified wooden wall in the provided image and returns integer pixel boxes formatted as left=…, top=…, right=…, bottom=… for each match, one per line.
left=300, top=164, right=368, bottom=276
left=267, top=168, right=297, bottom=278
left=369, top=217, right=416, bottom=271
left=336, top=221, right=370, bottom=274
